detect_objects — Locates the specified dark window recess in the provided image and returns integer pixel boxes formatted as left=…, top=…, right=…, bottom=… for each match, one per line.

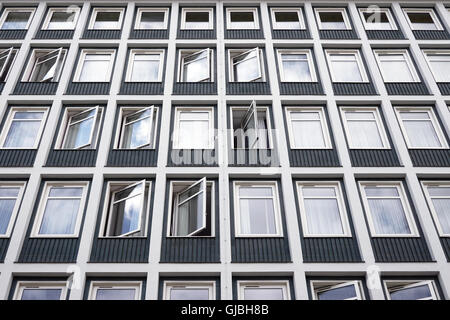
left=385, top=82, right=429, bottom=95
left=332, top=82, right=377, bottom=95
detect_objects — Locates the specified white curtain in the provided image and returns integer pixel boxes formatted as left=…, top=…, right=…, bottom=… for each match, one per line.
left=292, top=120, right=325, bottom=148
left=430, top=61, right=450, bottom=82
left=176, top=193, right=202, bottom=236
left=239, top=198, right=276, bottom=235
left=431, top=199, right=450, bottom=234
left=0, top=199, right=15, bottom=234
left=4, top=121, right=41, bottom=148
left=403, top=120, right=441, bottom=148
left=347, top=121, right=383, bottom=148
left=39, top=198, right=80, bottom=235
left=304, top=198, right=344, bottom=235
left=257, top=117, right=269, bottom=148
left=368, top=198, right=411, bottom=234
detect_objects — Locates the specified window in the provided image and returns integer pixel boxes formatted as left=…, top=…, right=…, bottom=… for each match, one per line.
left=384, top=280, right=439, bottom=300
left=0, top=8, right=35, bottom=30
left=55, top=106, right=103, bottom=150
left=296, top=182, right=351, bottom=237
left=358, top=7, right=397, bottom=30
left=135, top=8, right=169, bottom=30
left=277, top=49, right=316, bottom=82
left=285, top=107, right=332, bottom=149
left=234, top=181, right=283, bottom=237
left=315, top=8, right=351, bottom=30
left=168, top=178, right=214, bottom=237
left=88, top=281, right=142, bottom=300
left=99, top=180, right=151, bottom=237
left=115, top=106, right=158, bottom=149
left=325, top=50, right=369, bottom=82
left=22, top=48, right=67, bottom=82
left=181, top=8, right=213, bottom=30
left=126, top=49, right=164, bottom=82
left=228, top=48, right=264, bottom=82
left=359, top=182, right=419, bottom=237
left=226, top=8, right=259, bottom=30
left=42, top=7, right=80, bottom=30
left=421, top=182, right=450, bottom=236
left=173, top=107, right=214, bottom=149
left=394, top=107, right=448, bottom=149
left=238, top=281, right=290, bottom=300
left=230, top=102, right=273, bottom=149
left=403, top=8, right=443, bottom=31
left=0, top=182, right=25, bottom=237
left=373, top=50, right=420, bottom=83
left=31, top=182, right=88, bottom=237
left=163, top=281, right=215, bottom=300
left=0, top=47, right=18, bottom=82
left=14, top=281, right=67, bottom=300
left=178, top=48, right=213, bottom=82
left=270, top=8, right=304, bottom=30
left=0, top=107, right=48, bottom=149
left=423, top=50, right=450, bottom=83
left=73, top=49, right=116, bottom=82
left=311, top=281, right=364, bottom=300
left=340, top=107, right=390, bottom=149
left=88, top=7, right=124, bottom=30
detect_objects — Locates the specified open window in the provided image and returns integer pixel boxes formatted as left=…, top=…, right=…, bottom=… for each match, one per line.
left=178, top=48, right=212, bottom=82
left=42, top=7, right=80, bottom=30
left=226, top=7, right=259, bottom=30
left=315, top=8, right=351, bottom=30
left=14, top=281, right=68, bottom=300
left=181, top=8, right=213, bottom=30
left=0, top=182, right=25, bottom=237
left=421, top=181, right=450, bottom=237
left=0, top=47, right=18, bottom=82
left=358, top=7, right=397, bottom=30
left=403, top=8, right=443, bottom=31
left=0, top=8, right=35, bottom=30
left=229, top=48, right=264, bottom=82
left=135, top=8, right=169, bottom=30
left=115, top=106, right=158, bottom=149
left=384, top=280, right=439, bottom=300
left=270, top=7, right=304, bottom=30
left=126, top=49, right=164, bottom=82
left=173, top=107, right=214, bottom=149
left=73, top=49, right=116, bottom=82
left=22, top=48, right=66, bottom=82
left=311, top=280, right=364, bottom=300
left=88, top=7, right=124, bottom=30
left=238, top=281, right=290, bottom=300
left=88, top=281, right=142, bottom=300
left=163, top=281, right=215, bottom=300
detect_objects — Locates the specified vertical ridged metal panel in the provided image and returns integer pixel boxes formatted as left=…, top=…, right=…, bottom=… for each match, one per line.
left=34, top=30, right=74, bottom=39
left=82, top=29, right=121, bottom=39
left=228, top=149, right=280, bottom=167
left=0, top=238, right=10, bottom=262
left=302, top=238, right=362, bottom=263
left=349, top=149, right=401, bottom=167
left=177, top=30, right=216, bottom=39
left=13, top=82, right=58, bottom=95
left=440, top=238, right=450, bottom=261
left=437, top=83, right=450, bottom=95
left=413, top=30, right=450, bottom=40
left=226, top=82, right=271, bottom=95
left=18, top=238, right=80, bottom=263
left=409, top=149, right=450, bottom=167
left=130, top=29, right=169, bottom=39
left=232, top=276, right=296, bottom=299
left=0, top=30, right=27, bottom=39
left=0, top=150, right=37, bottom=167
left=0, top=82, right=4, bottom=93
left=167, top=149, right=218, bottom=166
left=119, top=82, right=164, bottom=95
left=385, top=82, right=429, bottom=95
left=372, top=237, right=433, bottom=262
left=158, top=277, right=221, bottom=299
left=46, top=150, right=98, bottom=167
left=272, top=29, right=310, bottom=39
left=366, top=29, right=405, bottom=40
left=65, top=82, right=111, bottom=95
left=107, top=150, right=158, bottom=167
left=279, top=82, right=323, bottom=95
left=289, top=149, right=341, bottom=167
left=84, top=277, right=147, bottom=299
left=225, top=29, right=264, bottom=39
left=319, top=30, right=358, bottom=39
left=332, top=82, right=377, bottom=95
left=173, top=82, right=217, bottom=95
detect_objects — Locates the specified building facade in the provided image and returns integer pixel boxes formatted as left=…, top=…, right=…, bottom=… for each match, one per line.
left=0, top=0, right=449, bottom=300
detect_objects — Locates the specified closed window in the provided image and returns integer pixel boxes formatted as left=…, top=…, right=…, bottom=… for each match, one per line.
left=74, top=49, right=116, bottom=82
left=0, top=8, right=35, bottom=30
left=238, top=281, right=290, bottom=300
left=315, top=8, right=351, bottom=30
left=173, top=107, right=214, bottom=149
left=42, top=7, right=80, bottom=30
left=178, top=48, right=213, bottom=82
left=403, top=8, right=443, bottom=31
left=88, top=7, right=124, bottom=30
left=296, top=182, right=351, bottom=237
left=0, top=47, right=18, bottom=82
left=226, top=8, right=259, bottom=30
left=31, top=182, right=88, bottom=237
left=0, top=107, right=48, bottom=149
left=394, top=107, right=448, bottom=149
left=181, top=8, right=213, bottom=30
left=0, top=182, right=25, bottom=237
left=385, top=280, right=439, bottom=300
left=285, top=107, right=332, bottom=149
left=277, top=49, right=316, bottom=82
left=88, top=281, right=142, bottom=300
left=359, top=182, right=419, bottom=237
left=421, top=182, right=450, bottom=236
left=228, top=48, right=264, bottom=82
left=358, top=7, right=397, bottom=30
left=115, top=106, right=158, bottom=149
left=135, top=8, right=169, bottom=30
left=234, top=181, right=283, bottom=237
left=14, top=281, right=67, bottom=300
left=22, top=48, right=67, bottom=82
left=163, top=281, right=215, bottom=300
left=423, top=50, right=450, bottom=82
left=270, top=8, right=304, bottom=30
left=325, top=50, right=369, bottom=82
left=373, top=49, right=420, bottom=82
left=340, top=107, right=390, bottom=149
left=311, top=281, right=364, bottom=300
left=125, top=49, right=164, bottom=82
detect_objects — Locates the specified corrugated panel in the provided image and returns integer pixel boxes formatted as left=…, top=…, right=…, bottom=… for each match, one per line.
left=279, top=82, right=323, bottom=95
left=332, top=82, right=377, bottom=95
left=173, top=82, right=217, bottom=95
left=119, top=82, right=164, bottom=95
left=66, top=82, right=111, bottom=95
left=13, top=82, right=58, bottom=95
left=349, top=149, right=401, bottom=167
left=409, top=149, right=450, bottom=167
left=34, top=30, right=74, bottom=39
left=0, top=30, right=27, bottom=39
left=226, top=82, right=271, bottom=95
left=319, top=30, right=358, bottom=39
left=167, top=149, right=218, bottom=167
left=272, top=29, right=310, bottom=39
left=0, top=149, right=37, bottom=167
left=437, top=83, right=450, bottom=95
left=302, top=237, right=362, bottom=263
left=160, top=237, right=220, bottom=263
left=440, top=238, right=450, bottom=262
left=129, top=29, right=169, bottom=39
left=289, top=149, right=340, bottom=167
left=0, top=238, right=10, bottom=262
left=90, top=238, right=149, bottom=263
left=385, top=82, right=429, bottom=95
left=0, top=82, right=4, bottom=93
left=366, top=29, right=404, bottom=40
left=413, top=30, right=450, bottom=40
left=177, top=30, right=216, bottom=39
left=46, top=149, right=98, bottom=167
left=228, top=149, right=279, bottom=167
left=18, top=238, right=79, bottom=263
left=82, top=29, right=121, bottom=39
left=106, top=149, right=158, bottom=167
left=225, top=29, right=264, bottom=39
left=231, top=238, right=291, bottom=263
left=372, top=237, right=433, bottom=262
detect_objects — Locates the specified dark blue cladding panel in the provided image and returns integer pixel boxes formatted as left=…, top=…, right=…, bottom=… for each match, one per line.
left=177, top=29, right=216, bottom=39
left=0, top=82, right=4, bottom=93
left=279, top=82, right=323, bottom=95
left=441, top=238, right=450, bottom=262
left=0, top=30, right=27, bottom=39
left=225, top=29, right=264, bottom=39
left=119, top=82, right=164, bottom=95
left=173, top=82, right=217, bottom=95
left=385, top=82, right=429, bottom=95
left=66, top=82, right=111, bottom=95
left=160, top=237, right=220, bottom=263
left=228, top=149, right=280, bottom=167
left=90, top=238, right=149, bottom=263
left=13, top=82, right=58, bottom=95
left=18, top=238, right=80, bottom=263
left=366, top=29, right=405, bottom=40
left=231, top=238, right=291, bottom=263
left=0, top=238, right=10, bottom=262
left=319, top=29, right=358, bottom=39
left=372, top=237, right=433, bottom=262
left=413, top=30, right=450, bottom=40
left=0, top=149, right=37, bottom=167
left=168, top=149, right=218, bottom=167
left=332, top=82, right=377, bottom=95
left=409, top=149, right=450, bottom=167
left=46, top=150, right=98, bottom=167
left=130, top=29, right=169, bottom=39
left=302, top=238, right=362, bottom=263
left=289, top=149, right=341, bottom=167
left=226, top=82, right=271, bottom=95
left=437, top=83, right=450, bottom=95
left=34, top=29, right=74, bottom=39
left=107, top=149, right=158, bottom=167
left=349, top=149, right=401, bottom=167
left=82, top=29, right=121, bottom=39
left=272, top=29, right=310, bottom=39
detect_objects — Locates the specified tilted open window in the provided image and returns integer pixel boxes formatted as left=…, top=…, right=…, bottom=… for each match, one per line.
left=115, top=106, right=157, bottom=149
left=22, top=48, right=67, bottom=82
left=178, top=48, right=213, bottom=82
left=229, top=48, right=264, bottom=82
left=384, top=280, right=439, bottom=300
left=311, top=280, right=364, bottom=300
left=0, top=47, right=18, bottom=82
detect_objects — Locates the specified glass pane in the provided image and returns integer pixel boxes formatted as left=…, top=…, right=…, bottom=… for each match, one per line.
left=429, top=60, right=450, bottom=82
left=184, top=11, right=210, bottom=29
left=365, top=186, right=399, bottom=197
left=244, top=288, right=284, bottom=300
left=114, top=183, right=143, bottom=202
left=319, top=12, right=346, bottom=29
left=0, top=187, right=20, bottom=197
left=390, top=284, right=432, bottom=300
left=402, top=120, right=442, bottom=148
left=290, top=112, right=320, bottom=120
left=230, top=11, right=254, bottom=22
left=183, top=56, right=209, bottom=82
left=110, top=195, right=142, bottom=236
left=368, top=198, right=411, bottom=234
left=0, top=198, right=16, bottom=234
left=131, top=59, right=160, bottom=81
left=3, top=120, right=41, bottom=148
left=70, top=109, right=96, bottom=123
left=13, top=111, right=44, bottom=120
left=126, top=108, right=152, bottom=123
left=63, top=117, right=94, bottom=149
left=170, top=288, right=210, bottom=300
left=93, top=11, right=121, bottom=29
left=345, top=112, right=375, bottom=120
left=39, top=198, right=81, bottom=234
left=178, top=120, right=209, bottom=149
left=317, top=284, right=357, bottom=300
left=48, top=12, right=76, bottom=29
left=176, top=193, right=204, bottom=236
left=431, top=199, right=450, bottom=234
left=304, top=198, right=344, bottom=235
left=95, top=288, right=136, bottom=300
left=399, top=112, right=430, bottom=120
left=2, top=12, right=30, bottom=30
left=179, top=182, right=202, bottom=202
left=347, top=120, right=384, bottom=148
left=21, top=288, right=62, bottom=300
left=331, top=60, right=363, bottom=82
left=380, top=60, right=415, bottom=82
left=407, top=12, right=437, bottom=30
left=49, top=187, right=83, bottom=197
left=428, top=186, right=450, bottom=197
left=274, top=11, right=300, bottom=29
left=234, top=56, right=260, bottom=82
left=122, top=117, right=151, bottom=148
left=282, top=60, right=312, bottom=81
left=30, top=55, right=57, bottom=82
left=239, top=186, right=273, bottom=197
left=179, top=111, right=209, bottom=120
left=291, top=120, right=326, bottom=148
left=363, top=11, right=389, bottom=23
left=79, top=59, right=110, bottom=82
left=239, top=198, right=276, bottom=235
left=140, top=11, right=165, bottom=29
left=302, top=187, right=336, bottom=197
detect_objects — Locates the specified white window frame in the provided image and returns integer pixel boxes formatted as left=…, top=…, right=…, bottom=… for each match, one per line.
left=285, top=107, right=332, bottom=150
left=125, top=49, right=164, bottom=82
left=296, top=181, right=352, bottom=237
left=422, top=49, right=450, bottom=83
left=421, top=181, right=450, bottom=237
left=384, top=280, right=439, bottom=300
left=311, top=280, right=364, bottom=300
left=163, top=281, right=216, bottom=300
left=42, top=7, right=80, bottom=30
left=88, top=7, right=125, bottom=30
left=88, top=281, right=142, bottom=300
left=0, top=47, right=18, bottom=82
left=21, top=48, right=67, bottom=82
left=228, top=48, right=264, bottom=82
left=373, top=49, right=420, bottom=83
left=402, top=8, right=443, bottom=31
left=358, top=181, right=419, bottom=237
left=134, top=7, right=169, bottom=30
left=314, top=7, right=352, bottom=30
left=178, top=48, right=213, bottom=82
left=180, top=8, right=213, bottom=30
left=325, top=49, right=369, bottom=83
left=340, top=107, right=390, bottom=149
left=0, top=182, right=26, bottom=238
left=276, top=49, right=317, bottom=82
left=358, top=7, right=397, bottom=30
left=237, top=280, right=291, bottom=300
left=394, top=107, right=449, bottom=149
left=73, top=49, right=116, bottom=82
left=13, top=281, right=68, bottom=300
left=226, top=7, right=259, bottom=30
left=172, top=107, right=215, bottom=149
left=233, top=181, right=283, bottom=238
left=0, top=107, right=48, bottom=150
left=270, top=7, right=305, bottom=30
left=0, top=7, right=36, bottom=30
left=31, top=181, right=89, bottom=238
